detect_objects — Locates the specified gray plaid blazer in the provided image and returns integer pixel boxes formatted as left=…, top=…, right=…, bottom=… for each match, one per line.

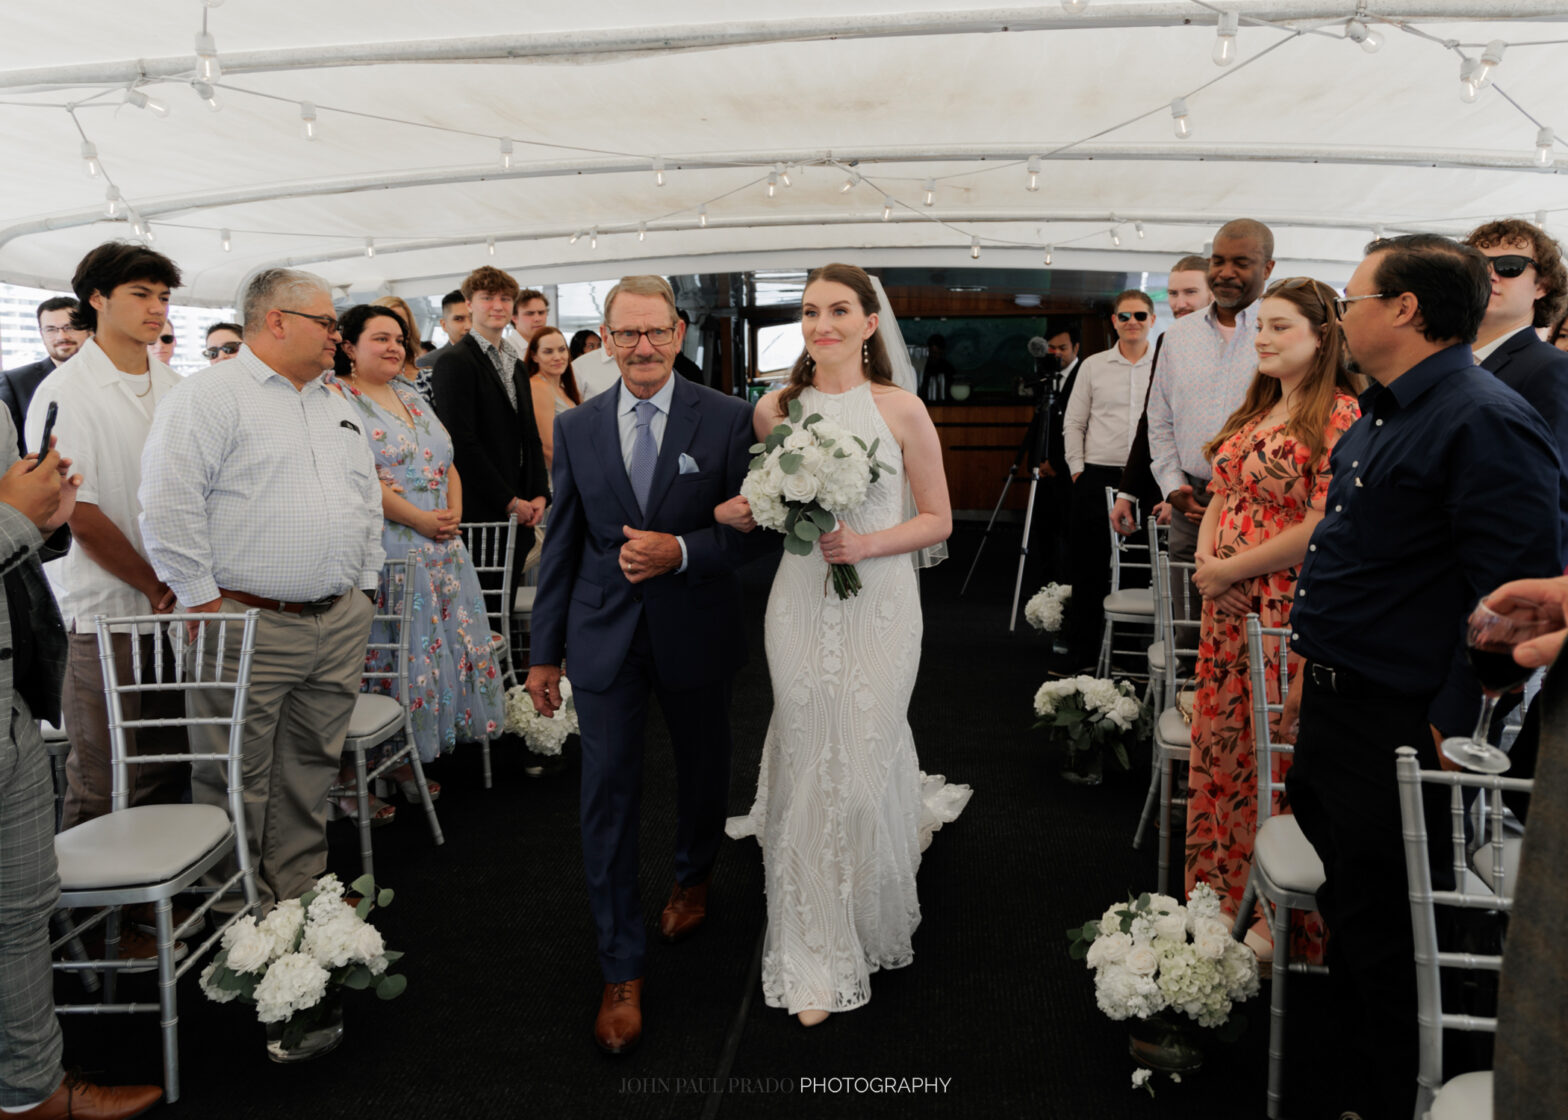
left=0, top=409, right=67, bottom=735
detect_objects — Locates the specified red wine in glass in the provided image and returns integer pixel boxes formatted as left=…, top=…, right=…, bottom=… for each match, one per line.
left=1442, top=599, right=1551, bottom=774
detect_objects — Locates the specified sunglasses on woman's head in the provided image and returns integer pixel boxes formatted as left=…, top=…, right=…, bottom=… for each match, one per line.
left=202, top=341, right=242, bottom=360
left=1115, top=310, right=1150, bottom=322
left=1487, top=254, right=1538, bottom=279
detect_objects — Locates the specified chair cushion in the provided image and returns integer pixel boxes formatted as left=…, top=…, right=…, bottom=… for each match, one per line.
left=1430, top=1071, right=1491, bottom=1120
left=1254, top=815, right=1326, bottom=895
left=513, top=584, right=536, bottom=616
left=1103, top=588, right=1154, bottom=617
left=1470, top=836, right=1521, bottom=895
left=1155, top=706, right=1191, bottom=750
left=56, top=804, right=233, bottom=890
left=348, top=693, right=404, bottom=742
left=1146, top=641, right=1167, bottom=673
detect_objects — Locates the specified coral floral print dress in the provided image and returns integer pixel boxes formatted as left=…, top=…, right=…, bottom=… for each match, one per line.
left=1184, top=393, right=1359, bottom=960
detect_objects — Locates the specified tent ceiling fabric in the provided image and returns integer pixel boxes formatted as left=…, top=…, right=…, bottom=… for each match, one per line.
left=1, top=2, right=1565, bottom=305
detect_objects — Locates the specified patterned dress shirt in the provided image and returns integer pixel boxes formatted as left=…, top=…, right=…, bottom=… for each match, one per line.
left=1146, top=300, right=1261, bottom=499
left=138, top=345, right=385, bottom=606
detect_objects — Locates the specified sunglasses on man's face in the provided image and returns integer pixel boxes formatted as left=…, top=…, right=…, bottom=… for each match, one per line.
left=1487, top=254, right=1538, bottom=279
left=1115, top=310, right=1150, bottom=323
left=156, top=334, right=174, bottom=345
left=202, top=341, right=242, bottom=360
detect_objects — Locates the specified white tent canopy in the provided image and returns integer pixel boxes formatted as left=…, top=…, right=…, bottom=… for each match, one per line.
left=2, top=1, right=1566, bottom=306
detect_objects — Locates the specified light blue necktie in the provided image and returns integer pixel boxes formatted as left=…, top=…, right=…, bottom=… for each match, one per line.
left=629, top=399, right=658, bottom=516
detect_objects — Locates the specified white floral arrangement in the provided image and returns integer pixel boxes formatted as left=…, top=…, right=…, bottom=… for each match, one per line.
left=1024, top=583, right=1072, bottom=633
left=1033, top=675, right=1149, bottom=771
left=504, top=678, right=579, bottom=755
left=1067, top=882, right=1259, bottom=1032
left=200, top=873, right=405, bottom=1051
left=740, top=396, right=895, bottom=599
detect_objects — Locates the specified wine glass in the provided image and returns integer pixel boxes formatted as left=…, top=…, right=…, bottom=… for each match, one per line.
left=1439, top=598, right=1550, bottom=773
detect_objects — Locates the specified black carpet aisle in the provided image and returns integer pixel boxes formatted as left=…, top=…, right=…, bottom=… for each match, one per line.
left=56, top=521, right=1346, bottom=1119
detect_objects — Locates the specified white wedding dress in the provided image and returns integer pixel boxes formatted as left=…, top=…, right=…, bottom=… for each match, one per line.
left=726, top=381, right=972, bottom=1015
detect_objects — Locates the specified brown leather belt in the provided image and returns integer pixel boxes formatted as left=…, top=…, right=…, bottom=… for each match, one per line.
left=218, top=588, right=344, bottom=615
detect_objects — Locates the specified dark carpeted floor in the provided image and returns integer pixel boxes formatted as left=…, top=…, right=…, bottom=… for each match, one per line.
left=55, top=521, right=1347, bottom=1119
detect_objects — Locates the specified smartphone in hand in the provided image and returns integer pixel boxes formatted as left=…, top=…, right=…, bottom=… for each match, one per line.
left=27, top=401, right=57, bottom=472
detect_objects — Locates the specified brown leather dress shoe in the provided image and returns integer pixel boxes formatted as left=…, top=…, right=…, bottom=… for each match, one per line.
left=594, top=978, right=643, bottom=1055
left=658, top=880, right=708, bottom=943
left=12, top=1074, right=161, bottom=1119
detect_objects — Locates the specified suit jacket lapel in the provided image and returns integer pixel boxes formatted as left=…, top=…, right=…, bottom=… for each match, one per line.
left=1483, top=329, right=1531, bottom=376
left=587, top=388, right=643, bottom=525
left=643, top=376, right=699, bottom=525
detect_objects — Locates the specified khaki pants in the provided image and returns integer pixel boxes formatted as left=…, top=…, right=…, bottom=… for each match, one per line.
left=187, top=591, right=374, bottom=912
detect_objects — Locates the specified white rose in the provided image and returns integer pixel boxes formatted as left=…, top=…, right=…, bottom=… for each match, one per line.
left=780, top=469, right=820, bottom=503
left=1125, top=945, right=1160, bottom=976
left=222, top=917, right=274, bottom=974
left=1193, top=921, right=1231, bottom=961
left=783, top=428, right=814, bottom=451
left=1086, top=930, right=1133, bottom=968
left=1152, top=909, right=1188, bottom=942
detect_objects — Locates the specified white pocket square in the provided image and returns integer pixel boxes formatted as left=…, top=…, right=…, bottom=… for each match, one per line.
left=678, top=453, right=700, bottom=475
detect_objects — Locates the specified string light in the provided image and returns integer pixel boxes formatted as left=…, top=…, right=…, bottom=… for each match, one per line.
left=104, top=185, right=122, bottom=218
left=194, top=30, right=221, bottom=82
left=1537, top=211, right=1550, bottom=229
left=589, top=228, right=599, bottom=249
left=1536, top=127, right=1556, bottom=169
left=839, top=171, right=860, bottom=193
left=300, top=101, right=317, bottom=141
left=637, top=223, right=647, bottom=241
left=1345, top=19, right=1383, bottom=53
left=124, top=89, right=169, bottom=118
left=775, top=162, right=791, bottom=188
left=698, top=204, right=707, bottom=227
left=568, top=230, right=581, bottom=244
left=81, top=140, right=100, bottom=177
left=1213, top=11, right=1239, bottom=67
left=1044, top=245, right=1054, bottom=266
left=1373, top=223, right=1385, bottom=239
left=882, top=196, right=894, bottom=221
left=499, top=138, right=513, bottom=169
left=365, top=237, right=375, bottom=258
left=766, top=171, right=778, bottom=198
left=1459, top=58, right=1482, bottom=103
left=1061, top=0, right=1089, bottom=12
left=193, top=81, right=221, bottom=112
left=1026, top=156, right=1041, bottom=192
left=922, top=179, right=936, bottom=207
left=653, top=157, right=665, bottom=187
left=220, top=228, right=231, bottom=252
left=1170, top=97, right=1191, bottom=139
left=970, top=236, right=981, bottom=260
left=1478, top=40, right=1506, bottom=87
left=1135, top=221, right=1146, bottom=239
left=1110, top=226, right=1122, bottom=247
left=487, top=236, right=495, bottom=255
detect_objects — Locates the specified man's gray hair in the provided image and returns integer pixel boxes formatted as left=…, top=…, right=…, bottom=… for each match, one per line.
left=242, top=268, right=332, bottom=334
left=603, top=275, right=677, bottom=325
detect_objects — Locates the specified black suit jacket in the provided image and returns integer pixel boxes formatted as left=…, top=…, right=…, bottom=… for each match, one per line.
left=1482, top=327, right=1568, bottom=562
left=1117, top=333, right=1168, bottom=512
left=429, top=333, right=549, bottom=525
left=1045, top=357, right=1080, bottom=476
left=0, top=359, right=55, bottom=456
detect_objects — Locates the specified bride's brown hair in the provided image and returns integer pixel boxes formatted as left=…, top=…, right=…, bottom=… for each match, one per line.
left=776, top=263, right=897, bottom=409
left=1203, top=276, right=1364, bottom=467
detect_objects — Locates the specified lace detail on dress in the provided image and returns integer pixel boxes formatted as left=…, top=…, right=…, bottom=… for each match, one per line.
left=725, top=382, right=971, bottom=1015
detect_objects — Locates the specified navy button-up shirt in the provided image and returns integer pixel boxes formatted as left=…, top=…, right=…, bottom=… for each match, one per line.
left=1291, top=343, right=1562, bottom=735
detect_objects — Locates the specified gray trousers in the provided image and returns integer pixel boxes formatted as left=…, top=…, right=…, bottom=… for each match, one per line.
left=188, top=591, right=374, bottom=912
left=0, top=703, right=63, bottom=1106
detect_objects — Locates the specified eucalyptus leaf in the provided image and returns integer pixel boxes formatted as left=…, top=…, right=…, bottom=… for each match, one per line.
left=778, top=451, right=803, bottom=475
left=764, top=429, right=787, bottom=452
left=376, top=974, right=408, bottom=1001
left=355, top=898, right=372, bottom=921
left=794, top=520, right=822, bottom=542
left=807, top=507, right=836, bottom=530
left=748, top=441, right=766, bottom=454
left=350, top=873, right=376, bottom=897
left=342, top=966, right=372, bottom=991
left=787, top=398, right=803, bottom=424
left=802, top=413, right=822, bottom=427
left=377, top=888, right=394, bottom=908
left=782, top=533, right=814, bottom=556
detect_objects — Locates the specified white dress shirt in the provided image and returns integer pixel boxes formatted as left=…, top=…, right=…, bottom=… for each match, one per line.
left=1061, top=342, right=1154, bottom=475
left=25, top=339, right=179, bottom=629
left=615, top=376, right=688, bottom=571
left=573, top=347, right=620, bottom=401
left=139, top=345, right=385, bottom=606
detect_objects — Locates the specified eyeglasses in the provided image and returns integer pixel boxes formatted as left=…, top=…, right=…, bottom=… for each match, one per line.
left=1485, top=254, right=1538, bottom=279
left=156, top=334, right=175, bottom=345
left=202, top=341, right=242, bottom=360
left=1333, top=292, right=1392, bottom=317
left=277, top=309, right=341, bottom=334
left=606, top=326, right=676, bottom=347
left=40, top=326, right=79, bottom=337
left=1115, top=310, right=1150, bottom=323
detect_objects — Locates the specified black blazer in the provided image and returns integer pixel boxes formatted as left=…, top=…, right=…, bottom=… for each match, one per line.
left=1482, top=327, right=1568, bottom=562
left=1117, top=332, right=1168, bottom=511
left=0, top=359, right=55, bottom=455
left=430, top=333, right=549, bottom=525
left=1045, top=357, right=1080, bottom=476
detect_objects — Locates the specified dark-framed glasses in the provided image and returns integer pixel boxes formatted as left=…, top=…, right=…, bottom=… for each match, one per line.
left=1486, top=254, right=1538, bottom=279
left=156, top=333, right=175, bottom=345
left=1332, top=292, right=1391, bottom=317
left=202, top=341, right=242, bottom=360
left=607, top=326, right=676, bottom=347
left=277, top=308, right=340, bottom=334
left=1115, top=310, right=1150, bottom=322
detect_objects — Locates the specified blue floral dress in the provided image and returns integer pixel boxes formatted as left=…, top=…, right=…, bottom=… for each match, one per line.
left=340, top=378, right=505, bottom=760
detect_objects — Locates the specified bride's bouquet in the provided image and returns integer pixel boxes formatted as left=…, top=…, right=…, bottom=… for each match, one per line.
left=740, top=397, right=895, bottom=599
left=504, top=678, right=579, bottom=755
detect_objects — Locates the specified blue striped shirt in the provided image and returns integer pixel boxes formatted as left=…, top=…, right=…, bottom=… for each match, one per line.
left=139, top=345, right=385, bottom=605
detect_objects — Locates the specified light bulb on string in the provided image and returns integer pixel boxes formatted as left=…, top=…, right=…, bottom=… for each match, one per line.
left=1111, top=227, right=1122, bottom=247
left=487, top=237, right=495, bottom=256
left=300, top=101, right=317, bottom=141
left=499, top=138, right=513, bottom=169
left=1170, top=97, right=1192, bottom=139
left=81, top=140, right=100, bottom=177
left=1026, top=156, right=1041, bottom=192
left=1061, top=0, right=1088, bottom=12
left=839, top=171, right=860, bottom=193
left=124, top=88, right=169, bottom=117
left=1459, top=59, right=1482, bottom=103
left=1373, top=224, right=1385, bottom=240
left=1536, top=127, right=1556, bottom=169
left=653, top=157, right=665, bottom=187
left=1478, top=40, right=1505, bottom=87
left=365, top=238, right=375, bottom=258
left=774, top=162, right=791, bottom=188
left=637, top=223, right=647, bottom=242
left=970, top=237, right=981, bottom=260
left=766, top=171, right=778, bottom=198
left=590, top=229, right=599, bottom=249
left=1044, top=245, right=1054, bottom=266
left=1212, top=11, right=1239, bottom=67
left=1346, top=19, right=1382, bottom=53
left=220, top=228, right=231, bottom=252
left=568, top=230, right=581, bottom=244
left=195, top=30, right=221, bottom=81
left=104, top=185, right=122, bottom=218
left=698, top=204, right=707, bottom=228
left=193, top=82, right=220, bottom=112
left=923, top=179, right=936, bottom=207
left=1536, top=211, right=1550, bottom=230
left=882, top=196, right=894, bottom=221
left=1135, top=222, right=1146, bottom=239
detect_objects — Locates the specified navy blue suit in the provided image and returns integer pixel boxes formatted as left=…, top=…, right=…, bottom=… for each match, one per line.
left=531, top=372, right=759, bottom=981
left=1482, top=326, right=1568, bottom=563
left=0, top=359, right=55, bottom=456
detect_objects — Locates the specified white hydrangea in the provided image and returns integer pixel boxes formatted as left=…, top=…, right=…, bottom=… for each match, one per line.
left=257, top=899, right=305, bottom=959
left=1094, top=963, right=1167, bottom=1020
left=199, top=960, right=240, bottom=1003
left=1186, top=881, right=1224, bottom=923
left=1024, top=583, right=1071, bottom=633
left=503, top=679, right=579, bottom=755
left=252, top=952, right=331, bottom=1024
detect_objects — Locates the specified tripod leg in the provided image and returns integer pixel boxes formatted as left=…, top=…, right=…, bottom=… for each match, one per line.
left=960, top=465, right=1022, bottom=596
left=1009, top=471, right=1043, bottom=632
